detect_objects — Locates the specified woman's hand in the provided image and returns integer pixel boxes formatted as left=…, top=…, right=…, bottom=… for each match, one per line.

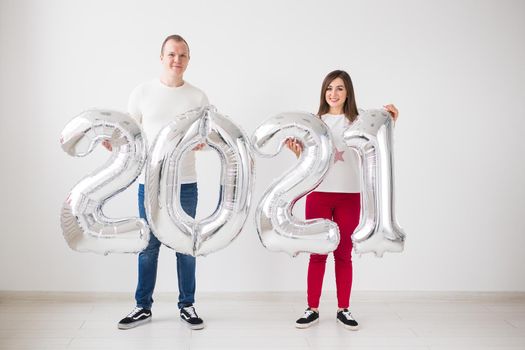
left=383, top=104, right=399, bottom=122
left=102, top=140, right=112, bottom=151
left=285, top=138, right=303, bottom=158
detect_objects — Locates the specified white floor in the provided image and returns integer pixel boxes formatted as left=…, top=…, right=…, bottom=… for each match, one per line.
left=1, top=291, right=524, bottom=350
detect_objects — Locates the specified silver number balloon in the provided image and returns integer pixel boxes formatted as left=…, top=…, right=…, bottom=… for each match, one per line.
left=146, top=106, right=253, bottom=256
left=343, top=109, right=405, bottom=257
left=60, top=109, right=149, bottom=254
left=252, top=112, right=339, bottom=256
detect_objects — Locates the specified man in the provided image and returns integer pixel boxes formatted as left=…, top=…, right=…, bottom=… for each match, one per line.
left=114, top=34, right=208, bottom=330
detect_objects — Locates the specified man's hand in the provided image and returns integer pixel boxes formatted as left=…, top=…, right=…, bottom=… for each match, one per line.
left=192, top=143, right=206, bottom=151
left=102, top=140, right=112, bottom=151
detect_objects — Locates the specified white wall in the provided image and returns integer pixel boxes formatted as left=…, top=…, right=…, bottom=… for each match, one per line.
left=1, top=0, right=524, bottom=293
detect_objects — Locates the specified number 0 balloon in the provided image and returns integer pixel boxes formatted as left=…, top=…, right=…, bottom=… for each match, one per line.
left=146, top=106, right=253, bottom=256
left=60, top=109, right=149, bottom=254
left=343, top=109, right=406, bottom=257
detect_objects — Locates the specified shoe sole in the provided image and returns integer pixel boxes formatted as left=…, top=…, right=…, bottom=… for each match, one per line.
left=337, top=318, right=359, bottom=331
left=295, top=318, right=319, bottom=329
left=117, top=317, right=151, bottom=330
left=180, top=318, right=205, bottom=330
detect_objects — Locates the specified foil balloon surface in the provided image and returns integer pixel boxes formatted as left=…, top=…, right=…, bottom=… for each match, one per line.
left=252, top=111, right=339, bottom=256
left=60, top=109, right=149, bottom=254
left=343, top=109, right=405, bottom=257
left=146, top=106, right=253, bottom=256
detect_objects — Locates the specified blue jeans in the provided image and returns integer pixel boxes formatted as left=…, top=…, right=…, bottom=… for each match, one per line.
left=135, top=183, right=198, bottom=310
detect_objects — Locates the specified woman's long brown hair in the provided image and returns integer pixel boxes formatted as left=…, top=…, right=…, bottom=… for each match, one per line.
left=317, top=70, right=358, bottom=123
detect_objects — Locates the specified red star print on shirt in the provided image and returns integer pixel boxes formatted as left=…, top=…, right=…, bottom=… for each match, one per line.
left=334, top=147, right=345, bottom=163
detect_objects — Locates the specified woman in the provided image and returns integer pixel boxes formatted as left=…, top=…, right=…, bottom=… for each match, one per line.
left=287, top=70, right=398, bottom=330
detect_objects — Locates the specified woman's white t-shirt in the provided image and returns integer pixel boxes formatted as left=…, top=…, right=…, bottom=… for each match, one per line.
left=315, top=114, right=361, bottom=193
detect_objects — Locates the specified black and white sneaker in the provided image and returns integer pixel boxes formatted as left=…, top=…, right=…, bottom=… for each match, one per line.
left=117, top=307, right=152, bottom=330
left=336, top=309, right=359, bottom=330
left=180, top=306, right=205, bottom=330
left=295, top=308, right=319, bottom=329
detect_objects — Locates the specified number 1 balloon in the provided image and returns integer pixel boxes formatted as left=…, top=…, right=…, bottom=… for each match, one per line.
left=145, top=105, right=253, bottom=256
left=252, top=112, right=339, bottom=256
left=60, top=109, right=149, bottom=254
left=343, top=109, right=405, bottom=257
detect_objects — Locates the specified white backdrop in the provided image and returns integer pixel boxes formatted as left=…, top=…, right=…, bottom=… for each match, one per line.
left=1, top=0, right=524, bottom=293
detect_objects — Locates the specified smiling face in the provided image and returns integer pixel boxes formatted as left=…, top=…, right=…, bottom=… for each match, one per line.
left=160, top=39, right=190, bottom=79
left=325, top=77, right=347, bottom=114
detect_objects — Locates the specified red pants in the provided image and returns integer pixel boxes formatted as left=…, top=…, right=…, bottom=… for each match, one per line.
left=306, top=191, right=361, bottom=309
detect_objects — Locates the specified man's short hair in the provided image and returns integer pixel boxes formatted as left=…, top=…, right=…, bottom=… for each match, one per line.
left=160, top=34, right=190, bottom=56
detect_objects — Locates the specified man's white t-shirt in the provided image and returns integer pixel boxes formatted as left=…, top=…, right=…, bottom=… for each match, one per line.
left=128, top=79, right=209, bottom=184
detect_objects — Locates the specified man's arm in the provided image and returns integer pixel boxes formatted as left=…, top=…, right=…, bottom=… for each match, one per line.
left=128, top=85, right=143, bottom=125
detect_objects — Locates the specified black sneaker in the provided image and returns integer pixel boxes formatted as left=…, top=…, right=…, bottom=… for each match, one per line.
left=295, top=308, right=319, bottom=329
left=117, top=307, right=152, bottom=330
left=336, top=309, right=359, bottom=330
left=180, top=306, right=205, bottom=330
